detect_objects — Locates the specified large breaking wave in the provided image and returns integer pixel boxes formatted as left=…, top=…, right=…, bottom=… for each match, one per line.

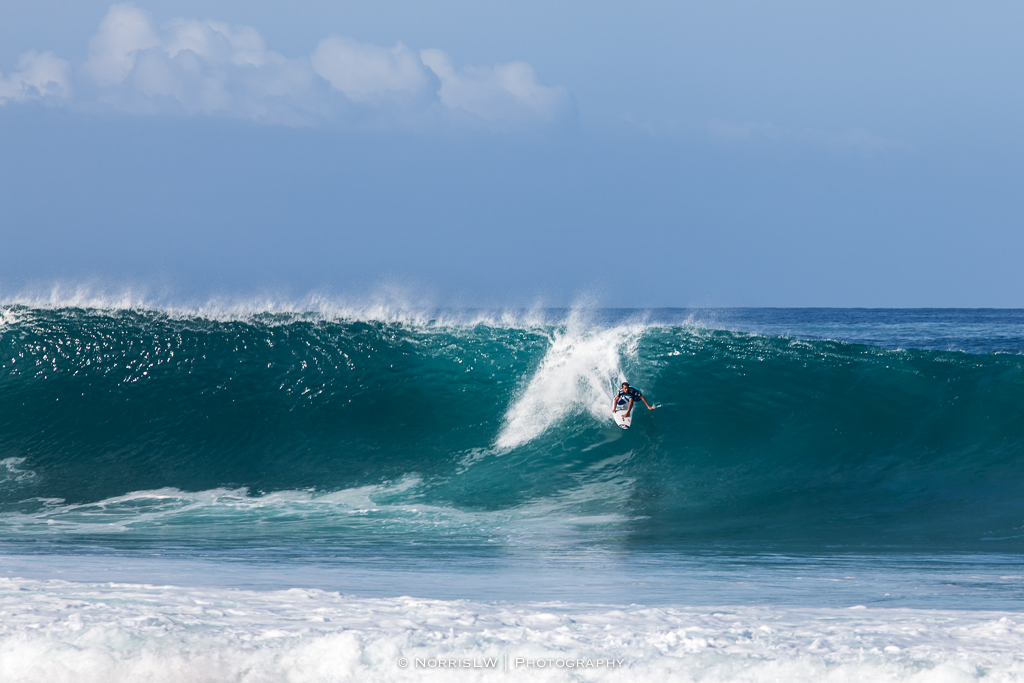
left=1, top=305, right=1023, bottom=549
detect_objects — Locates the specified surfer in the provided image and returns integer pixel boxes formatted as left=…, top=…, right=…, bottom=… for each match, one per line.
left=613, top=381, right=653, bottom=418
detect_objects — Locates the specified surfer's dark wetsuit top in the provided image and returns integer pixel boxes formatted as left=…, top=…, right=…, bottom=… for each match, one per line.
left=616, top=387, right=643, bottom=405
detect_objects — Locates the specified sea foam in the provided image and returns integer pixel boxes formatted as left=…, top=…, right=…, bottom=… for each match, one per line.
left=1, top=576, right=1022, bottom=683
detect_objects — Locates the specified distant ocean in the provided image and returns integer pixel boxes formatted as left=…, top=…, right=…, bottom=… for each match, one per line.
left=2, top=305, right=1023, bottom=681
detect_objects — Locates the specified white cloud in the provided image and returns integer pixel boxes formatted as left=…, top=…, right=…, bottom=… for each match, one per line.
left=116, top=45, right=317, bottom=122
left=0, top=51, right=71, bottom=104
left=82, top=4, right=160, bottom=86
left=420, top=49, right=569, bottom=123
left=1, top=4, right=570, bottom=128
left=311, top=37, right=429, bottom=102
left=77, top=5, right=320, bottom=123
left=163, top=19, right=279, bottom=68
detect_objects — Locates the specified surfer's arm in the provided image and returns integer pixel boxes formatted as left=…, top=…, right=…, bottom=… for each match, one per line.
left=640, top=396, right=653, bottom=409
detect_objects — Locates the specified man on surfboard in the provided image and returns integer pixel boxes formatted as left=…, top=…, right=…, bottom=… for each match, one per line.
left=613, top=381, right=653, bottom=418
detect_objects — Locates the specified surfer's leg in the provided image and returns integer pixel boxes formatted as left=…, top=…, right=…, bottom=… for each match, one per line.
left=624, top=399, right=634, bottom=417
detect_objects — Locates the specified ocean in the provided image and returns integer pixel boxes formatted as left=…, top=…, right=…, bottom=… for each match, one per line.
left=1, top=304, right=1023, bottom=681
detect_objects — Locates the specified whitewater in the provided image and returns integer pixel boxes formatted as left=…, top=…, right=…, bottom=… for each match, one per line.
left=2, top=305, right=1024, bottom=681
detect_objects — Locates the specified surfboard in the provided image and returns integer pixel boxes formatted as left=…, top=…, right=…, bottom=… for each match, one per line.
left=611, top=379, right=632, bottom=429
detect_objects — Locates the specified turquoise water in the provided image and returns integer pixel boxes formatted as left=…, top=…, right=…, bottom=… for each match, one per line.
left=1, top=306, right=1023, bottom=608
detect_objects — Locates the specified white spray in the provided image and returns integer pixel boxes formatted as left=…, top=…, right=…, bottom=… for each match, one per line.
left=495, top=317, right=645, bottom=449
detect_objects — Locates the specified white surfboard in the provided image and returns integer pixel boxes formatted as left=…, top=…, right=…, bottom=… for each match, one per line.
left=613, top=405, right=632, bottom=429
left=611, top=378, right=632, bottom=429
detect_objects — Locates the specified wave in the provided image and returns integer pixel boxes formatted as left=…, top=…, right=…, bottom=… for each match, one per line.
left=1, top=306, right=1023, bottom=548
left=0, top=284, right=567, bottom=327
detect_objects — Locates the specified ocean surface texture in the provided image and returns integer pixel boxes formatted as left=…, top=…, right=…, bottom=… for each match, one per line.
left=1, top=305, right=1023, bottom=682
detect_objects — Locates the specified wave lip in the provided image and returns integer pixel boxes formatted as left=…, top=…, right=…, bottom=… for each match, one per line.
left=1, top=287, right=588, bottom=329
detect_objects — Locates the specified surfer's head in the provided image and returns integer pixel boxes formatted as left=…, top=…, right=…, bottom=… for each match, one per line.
left=621, top=382, right=629, bottom=389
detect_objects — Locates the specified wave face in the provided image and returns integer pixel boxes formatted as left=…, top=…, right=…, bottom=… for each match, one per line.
left=1, top=306, right=1023, bottom=549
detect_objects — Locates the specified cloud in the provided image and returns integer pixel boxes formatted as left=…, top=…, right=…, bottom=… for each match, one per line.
left=311, top=37, right=430, bottom=102
left=163, top=19, right=278, bottom=68
left=420, top=49, right=570, bottom=124
left=82, top=4, right=160, bottom=86
left=0, top=3, right=569, bottom=129
left=75, top=5, right=318, bottom=123
left=0, top=51, right=71, bottom=104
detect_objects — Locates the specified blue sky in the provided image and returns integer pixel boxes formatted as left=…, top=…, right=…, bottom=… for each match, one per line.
left=2, top=1, right=1023, bottom=307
